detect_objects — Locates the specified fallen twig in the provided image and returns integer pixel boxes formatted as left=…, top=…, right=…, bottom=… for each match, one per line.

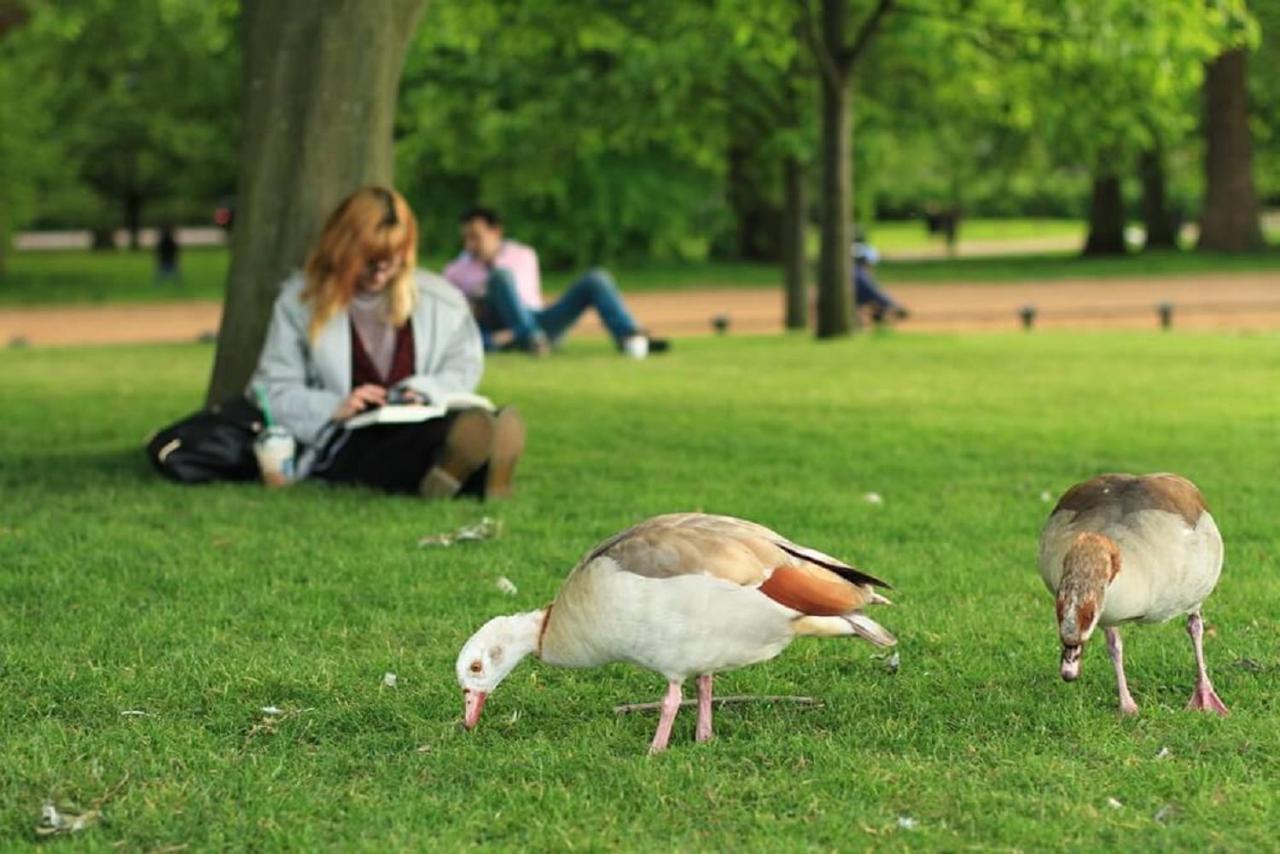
left=614, top=695, right=823, bottom=715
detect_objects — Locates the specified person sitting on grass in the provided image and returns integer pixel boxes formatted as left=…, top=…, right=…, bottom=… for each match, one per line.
left=251, top=186, right=524, bottom=500
left=442, top=206, right=669, bottom=358
left=852, top=242, right=909, bottom=325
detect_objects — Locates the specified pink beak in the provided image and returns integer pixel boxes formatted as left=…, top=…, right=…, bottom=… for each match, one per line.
left=463, top=689, right=487, bottom=729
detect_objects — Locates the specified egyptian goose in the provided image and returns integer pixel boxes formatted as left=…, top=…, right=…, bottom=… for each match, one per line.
left=1038, top=473, right=1228, bottom=715
left=455, top=513, right=896, bottom=752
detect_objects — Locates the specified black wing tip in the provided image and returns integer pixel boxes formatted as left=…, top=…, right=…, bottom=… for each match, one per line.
left=848, top=569, right=894, bottom=590
left=775, top=541, right=895, bottom=589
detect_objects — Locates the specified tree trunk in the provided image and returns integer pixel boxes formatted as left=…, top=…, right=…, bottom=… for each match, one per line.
left=814, top=0, right=854, bottom=337
left=782, top=156, right=808, bottom=330
left=124, top=191, right=143, bottom=251
left=726, top=143, right=781, bottom=262
left=205, top=0, right=428, bottom=404
left=0, top=204, right=8, bottom=280
left=1082, top=173, right=1127, bottom=256
left=815, top=67, right=854, bottom=337
left=1198, top=48, right=1263, bottom=252
left=1139, top=148, right=1177, bottom=250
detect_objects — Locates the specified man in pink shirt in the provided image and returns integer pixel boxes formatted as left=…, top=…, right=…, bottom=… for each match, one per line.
left=442, top=207, right=669, bottom=357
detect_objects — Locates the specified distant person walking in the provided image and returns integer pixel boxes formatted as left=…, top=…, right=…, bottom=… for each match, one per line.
left=923, top=202, right=960, bottom=255
left=154, top=224, right=182, bottom=286
left=442, top=207, right=669, bottom=357
left=852, top=242, right=909, bottom=324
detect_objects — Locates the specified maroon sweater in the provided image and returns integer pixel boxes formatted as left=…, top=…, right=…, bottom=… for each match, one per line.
left=351, top=319, right=415, bottom=388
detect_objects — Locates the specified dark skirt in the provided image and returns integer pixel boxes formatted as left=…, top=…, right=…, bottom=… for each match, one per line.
left=310, top=413, right=486, bottom=497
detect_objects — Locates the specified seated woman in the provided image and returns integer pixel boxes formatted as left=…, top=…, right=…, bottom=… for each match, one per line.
left=251, top=186, right=524, bottom=499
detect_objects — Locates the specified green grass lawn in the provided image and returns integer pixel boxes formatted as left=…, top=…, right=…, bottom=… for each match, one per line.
left=2, top=331, right=1278, bottom=848
left=865, top=216, right=1086, bottom=251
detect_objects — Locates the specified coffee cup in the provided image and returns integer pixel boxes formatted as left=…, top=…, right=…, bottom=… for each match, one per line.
left=254, top=427, right=296, bottom=487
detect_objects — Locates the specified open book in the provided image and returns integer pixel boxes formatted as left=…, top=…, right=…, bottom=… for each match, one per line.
left=344, top=391, right=495, bottom=429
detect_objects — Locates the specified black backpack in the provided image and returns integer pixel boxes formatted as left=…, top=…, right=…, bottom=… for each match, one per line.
left=146, top=396, right=266, bottom=484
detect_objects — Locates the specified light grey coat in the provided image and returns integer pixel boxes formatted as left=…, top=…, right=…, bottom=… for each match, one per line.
left=249, top=270, right=484, bottom=473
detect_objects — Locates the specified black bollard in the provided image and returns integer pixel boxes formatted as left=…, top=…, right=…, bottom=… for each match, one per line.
left=1157, top=302, right=1174, bottom=330
left=1019, top=304, right=1037, bottom=331
left=712, top=314, right=730, bottom=335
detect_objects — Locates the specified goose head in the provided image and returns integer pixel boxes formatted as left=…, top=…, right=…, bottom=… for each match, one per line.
left=1055, top=533, right=1120, bottom=681
left=455, top=609, right=545, bottom=729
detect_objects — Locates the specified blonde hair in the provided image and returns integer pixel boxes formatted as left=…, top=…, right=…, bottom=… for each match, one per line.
left=301, top=186, right=419, bottom=340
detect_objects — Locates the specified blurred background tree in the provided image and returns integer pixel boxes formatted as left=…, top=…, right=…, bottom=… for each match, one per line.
left=5, top=0, right=239, bottom=249
left=2, top=0, right=1276, bottom=307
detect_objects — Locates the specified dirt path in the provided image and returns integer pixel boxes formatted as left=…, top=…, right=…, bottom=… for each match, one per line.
left=4, top=272, right=1280, bottom=348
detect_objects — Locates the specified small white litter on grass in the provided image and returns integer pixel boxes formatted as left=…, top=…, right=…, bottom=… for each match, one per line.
left=119, top=710, right=148, bottom=717
left=36, top=803, right=98, bottom=837
left=863, top=492, right=884, bottom=505
left=872, top=651, right=901, bottom=674
left=418, top=517, right=502, bottom=547
left=261, top=706, right=284, bottom=716
left=1154, top=804, right=1178, bottom=824
left=896, top=816, right=918, bottom=830
left=1106, top=797, right=1123, bottom=809
left=495, top=576, right=519, bottom=595
left=383, top=672, right=398, bottom=688
left=1155, top=746, right=1172, bottom=759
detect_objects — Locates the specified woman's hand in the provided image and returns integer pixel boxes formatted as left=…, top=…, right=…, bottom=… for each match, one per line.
left=334, top=384, right=388, bottom=421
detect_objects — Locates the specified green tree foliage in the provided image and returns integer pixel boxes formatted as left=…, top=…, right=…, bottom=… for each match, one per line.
left=15, top=0, right=239, bottom=244
left=398, top=0, right=741, bottom=267
left=0, top=10, right=56, bottom=276
left=1250, top=0, right=1280, bottom=203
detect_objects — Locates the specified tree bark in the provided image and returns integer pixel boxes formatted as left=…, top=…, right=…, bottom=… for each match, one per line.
left=816, top=72, right=854, bottom=336
left=0, top=204, right=8, bottom=280
left=782, top=156, right=808, bottom=330
left=1198, top=48, right=1263, bottom=252
left=726, top=143, right=781, bottom=262
left=805, top=0, right=892, bottom=338
left=814, top=0, right=854, bottom=338
left=124, top=191, right=143, bottom=251
left=1082, top=173, right=1127, bottom=256
left=1139, top=148, right=1177, bottom=250
left=205, top=0, right=428, bottom=404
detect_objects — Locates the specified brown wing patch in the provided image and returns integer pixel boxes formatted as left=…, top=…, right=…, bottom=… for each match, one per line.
left=1141, top=474, right=1208, bottom=526
left=1052, top=473, right=1206, bottom=528
left=759, top=564, right=866, bottom=616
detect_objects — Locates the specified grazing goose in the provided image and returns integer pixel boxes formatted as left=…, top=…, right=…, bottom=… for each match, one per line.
left=456, top=512, right=896, bottom=752
left=1038, top=473, right=1228, bottom=715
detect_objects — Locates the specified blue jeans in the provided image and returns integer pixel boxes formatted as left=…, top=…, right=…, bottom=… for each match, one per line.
left=482, top=268, right=639, bottom=348
left=853, top=267, right=901, bottom=312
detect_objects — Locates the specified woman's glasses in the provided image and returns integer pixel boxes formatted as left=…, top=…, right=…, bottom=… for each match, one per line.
left=363, top=256, right=404, bottom=280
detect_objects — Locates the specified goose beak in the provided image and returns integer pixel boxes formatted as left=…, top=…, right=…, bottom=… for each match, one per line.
left=1060, top=645, right=1083, bottom=681
left=463, top=689, right=487, bottom=729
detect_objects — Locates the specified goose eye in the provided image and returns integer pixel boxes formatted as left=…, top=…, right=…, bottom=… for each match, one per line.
left=469, top=660, right=483, bottom=674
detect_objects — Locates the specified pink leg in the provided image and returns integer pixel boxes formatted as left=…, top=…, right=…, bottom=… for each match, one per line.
left=1105, top=627, right=1139, bottom=715
left=1185, top=612, right=1229, bottom=716
left=648, top=681, right=683, bottom=754
left=695, top=674, right=714, bottom=742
